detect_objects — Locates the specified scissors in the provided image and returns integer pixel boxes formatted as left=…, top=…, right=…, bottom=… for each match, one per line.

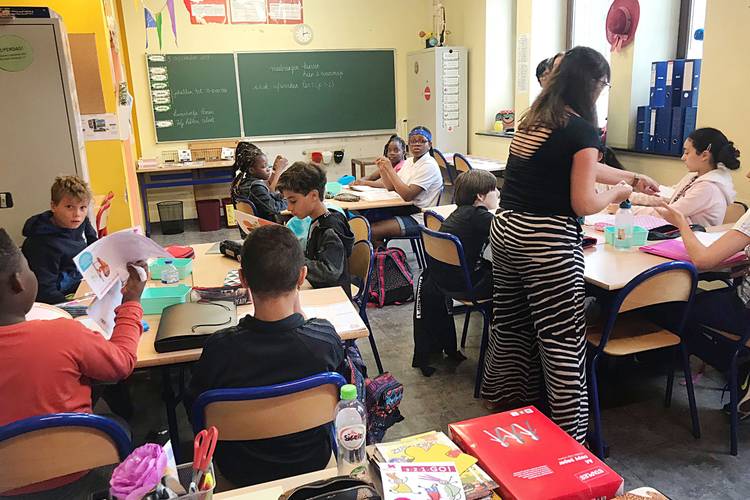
left=190, top=426, right=218, bottom=492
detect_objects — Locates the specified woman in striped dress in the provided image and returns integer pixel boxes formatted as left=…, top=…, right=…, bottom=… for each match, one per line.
left=481, top=46, right=660, bottom=443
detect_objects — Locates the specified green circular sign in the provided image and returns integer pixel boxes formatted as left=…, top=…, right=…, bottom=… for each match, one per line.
left=0, top=35, right=33, bottom=72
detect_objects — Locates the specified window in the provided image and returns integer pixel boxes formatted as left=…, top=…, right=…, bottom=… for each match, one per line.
left=567, top=0, right=611, bottom=129
left=683, top=0, right=706, bottom=59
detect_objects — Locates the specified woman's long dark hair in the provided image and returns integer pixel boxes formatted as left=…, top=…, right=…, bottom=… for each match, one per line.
left=519, top=46, right=610, bottom=131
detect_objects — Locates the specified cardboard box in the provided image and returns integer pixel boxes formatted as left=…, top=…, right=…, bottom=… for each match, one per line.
left=448, top=406, right=624, bottom=500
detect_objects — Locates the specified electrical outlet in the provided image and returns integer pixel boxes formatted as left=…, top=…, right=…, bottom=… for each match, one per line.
left=0, top=192, right=13, bottom=209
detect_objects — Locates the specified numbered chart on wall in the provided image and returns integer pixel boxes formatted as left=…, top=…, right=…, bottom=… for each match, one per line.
left=146, top=53, right=242, bottom=142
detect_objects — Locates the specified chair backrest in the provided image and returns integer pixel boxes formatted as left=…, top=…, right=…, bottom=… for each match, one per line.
left=235, top=198, right=256, bottom=216
left=595, top=261, right=699, bottom=351
left=420, top=227, right=474, bottom=291
left=348, top=215, right=371, bottom=243
left=0, top=413, right=131, bottom=493
left=95, top=191, right=115, bottom=238
left=423, top=210, right=445, bottom=231
left=192, top=372, right=346, bottom=441
left=724, top=201, right=748, bottom=224
left=349, top=240, right=373, bottom=288
left=452, top=153, right=473, bottom=174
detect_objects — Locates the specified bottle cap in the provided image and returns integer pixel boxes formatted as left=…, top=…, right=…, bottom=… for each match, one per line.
left=619, top=200, right=631, bottom=209
left=164, top=259, right=173, bottom=264
left=340, top=384, right=357, bottom=400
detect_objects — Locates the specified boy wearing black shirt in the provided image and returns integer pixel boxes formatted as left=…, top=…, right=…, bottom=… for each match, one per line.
left=186, top=225, right=346, bottom=486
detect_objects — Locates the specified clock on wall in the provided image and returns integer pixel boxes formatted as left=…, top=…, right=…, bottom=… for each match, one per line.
left=294, top=24, right=313, bottom=45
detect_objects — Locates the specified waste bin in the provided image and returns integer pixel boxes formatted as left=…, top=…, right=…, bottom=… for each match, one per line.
left=156, top=201, right=184, bottom=235
left=196, top=198, right=222, bottom=231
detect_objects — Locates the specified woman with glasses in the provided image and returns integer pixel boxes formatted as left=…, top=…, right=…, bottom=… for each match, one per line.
left=481, top=46, right=659, bottom=443
left=367, top=126, right=443, bottom=246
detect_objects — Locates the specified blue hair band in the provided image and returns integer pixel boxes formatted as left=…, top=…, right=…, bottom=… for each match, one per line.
left=409, top=127, right=432, bottom=142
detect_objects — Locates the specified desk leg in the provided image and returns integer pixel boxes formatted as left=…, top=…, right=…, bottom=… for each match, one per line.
left=138, top=173, right=152, bottom=237
left=160, top=366, right=181, bottom=461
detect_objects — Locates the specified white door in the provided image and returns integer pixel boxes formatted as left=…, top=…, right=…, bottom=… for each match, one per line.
left=0, top=20, right=82, bottom=244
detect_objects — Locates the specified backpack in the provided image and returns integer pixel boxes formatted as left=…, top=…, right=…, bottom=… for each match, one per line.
left=344, top=343, right=404, bottom=444
left=368, top=247, right=414, bottom=307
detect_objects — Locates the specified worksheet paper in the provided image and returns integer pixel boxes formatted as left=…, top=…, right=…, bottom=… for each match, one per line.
left=304, top=303, right=362, bottom=334
left=73, top=228, right=170, bottom=299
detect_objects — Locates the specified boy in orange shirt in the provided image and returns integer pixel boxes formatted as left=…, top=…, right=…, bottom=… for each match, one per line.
left=0, top=228, right=146, bottom=497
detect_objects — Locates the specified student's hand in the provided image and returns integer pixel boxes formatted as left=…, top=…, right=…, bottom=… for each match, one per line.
left=121, top=261, right=147, bottom=303
left=611, top=183, right=633, bottom=203
left=655, top=201, right=688, bottom=229
left=375, top=156, right=391, bottom=172
left=634, top=174, right=660, bottom=195
left=351, top=179, right=365, bottom=186
left=272, top=155, right=289, bottom=174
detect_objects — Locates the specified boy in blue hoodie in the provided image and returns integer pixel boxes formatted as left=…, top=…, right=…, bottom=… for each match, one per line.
left=22, top=176, right=98, bottom=304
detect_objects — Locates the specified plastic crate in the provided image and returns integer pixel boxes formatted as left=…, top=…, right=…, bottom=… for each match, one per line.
left=141, top=285, right=192, bottom=315
left=149, top=258, right=193, bottom=281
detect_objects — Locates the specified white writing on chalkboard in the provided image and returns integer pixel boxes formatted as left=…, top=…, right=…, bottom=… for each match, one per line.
left=173, top=87, right=229, bottom=96
left=171, top=108, right=217, bottom=129
left=253, top=63, right=344, bottom=92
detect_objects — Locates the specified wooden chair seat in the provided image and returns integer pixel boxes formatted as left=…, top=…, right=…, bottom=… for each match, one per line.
left=351, top=284, right=359, bottom=297
left=586, top=313, right=681, bottom=356
left=702, top=325, right=750, bottom=348
left=456, top=297, right=491, bottom=307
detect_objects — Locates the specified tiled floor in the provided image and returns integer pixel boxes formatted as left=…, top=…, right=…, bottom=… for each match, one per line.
left=113, top=222, right=750, bottom=498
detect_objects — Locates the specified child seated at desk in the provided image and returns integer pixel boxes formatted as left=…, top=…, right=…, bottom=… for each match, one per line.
left=627, top=128, right=739, bottom=227
left=0, top=228, right=145, bottom=497
left=230, top=141, right=290, bottom=222
left=413, top=170, right=499, bottom=376
left=353, top=134, right=407, bottom=186
left=357, top=126, right=443, bottom=247
left=278, top=162, right=355, bottom=297
left=185, top=225, right=347, bottom=487
left=21, top=175, right=98, bottom=304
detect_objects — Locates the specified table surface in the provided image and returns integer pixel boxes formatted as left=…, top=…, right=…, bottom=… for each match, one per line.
left=329, top=188, right=413, bottom=211
left=214, top=467, right=338, bottom=499
left=443, top=152, right=506, bottom=172
left=79, top=242, right=368, bottom=369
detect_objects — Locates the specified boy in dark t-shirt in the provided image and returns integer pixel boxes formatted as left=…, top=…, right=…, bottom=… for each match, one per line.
left=412, top=170, right=499, bottom=376
left=185, top=225, right=346, bottom=487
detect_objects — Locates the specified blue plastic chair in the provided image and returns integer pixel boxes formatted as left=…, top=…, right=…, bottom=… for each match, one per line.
left=420, top=226, right=492, bottom=398
left=192, top=372, right=347, bottom=457
left=687, top=306, right=750, bottom=455
left=0, top=413, right=131, bottom=493
left=586, top=261, right=700, bottom=459
left=349, top=239, right=383, bottom=374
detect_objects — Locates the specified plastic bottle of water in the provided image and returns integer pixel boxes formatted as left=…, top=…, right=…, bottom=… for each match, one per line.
left=614, top=200, right=633, bottom=250
left=334, top=384, right=367, bottom=478
left=160, top=260, right=180, bottom=284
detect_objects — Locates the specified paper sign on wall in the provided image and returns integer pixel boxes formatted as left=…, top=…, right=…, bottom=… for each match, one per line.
left=229, top=0, right=267, bottom=23
left=81, top=113, right=120, bottom=141
left=267, top=0, right=303, bottom=24
left=185, top=0, right=228, bottom=24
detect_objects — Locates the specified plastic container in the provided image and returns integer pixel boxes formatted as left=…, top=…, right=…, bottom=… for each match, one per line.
left=160, top=260, right=180, bottom=284
left=325, top=181, right=343, bottom=196
left=196, top=199, right=222, bottom=232
left=140, top=284, right=192, bottom=315
left=157, top=201, right=185, bottom=235
left=614, top=200, right=634, bottom=250
left=604, top=225, right=648, bottom=247
left=338, top=174, right=355, bottom=185
left=150, top=258, right=193, bottom=280
left=334, top=384, right=367, bottom=478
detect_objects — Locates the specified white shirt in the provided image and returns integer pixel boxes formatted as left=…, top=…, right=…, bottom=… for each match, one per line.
left=732, top=210, right=750, bottom=306
left=396, top=153, right=443, bottom=208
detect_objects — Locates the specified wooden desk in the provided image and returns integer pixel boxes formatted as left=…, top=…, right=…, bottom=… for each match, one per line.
left=329, top=189, right=413, bottom=211
left=443, top=153, right=506, bottom=173
left=136, top=160, right=236, bottom=236
left=350, top=157, right=378, bottom=177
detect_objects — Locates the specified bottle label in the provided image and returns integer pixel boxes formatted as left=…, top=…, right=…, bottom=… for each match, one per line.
left=338, top=424, right=366, bottom=451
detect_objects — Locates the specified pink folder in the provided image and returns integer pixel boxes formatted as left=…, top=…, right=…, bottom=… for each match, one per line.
left=639, top=239, right=747, bottom=265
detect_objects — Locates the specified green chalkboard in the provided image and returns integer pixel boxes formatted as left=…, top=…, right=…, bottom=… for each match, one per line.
left=237, top=50, right=396, bottom=136
left=146, top=53, right=241, bottom=142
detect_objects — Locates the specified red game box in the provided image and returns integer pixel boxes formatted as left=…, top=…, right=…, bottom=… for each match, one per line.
left=448, top=406, right=624, bottom=500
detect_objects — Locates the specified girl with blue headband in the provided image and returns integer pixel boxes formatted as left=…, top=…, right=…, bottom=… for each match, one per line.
left=366, top=126, right=443, bottom=247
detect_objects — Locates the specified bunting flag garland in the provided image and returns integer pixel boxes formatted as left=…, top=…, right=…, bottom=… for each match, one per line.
left=155, top=11, right=163, bottom=50
left=141, top=0, right=178, bottom=50
left=167, top=0, right=177, bottom=43
left=144, top=7, right=156, bottom=48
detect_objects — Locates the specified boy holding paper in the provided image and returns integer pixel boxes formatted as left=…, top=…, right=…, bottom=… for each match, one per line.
left=0, top=228, right=146, bottom=496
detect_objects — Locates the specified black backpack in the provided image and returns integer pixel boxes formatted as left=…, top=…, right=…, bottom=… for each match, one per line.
left=368, top=247, right=414, bottom=307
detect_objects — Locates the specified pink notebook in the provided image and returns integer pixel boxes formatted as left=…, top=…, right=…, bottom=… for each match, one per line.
left=639, top=239, right=747, bottom=265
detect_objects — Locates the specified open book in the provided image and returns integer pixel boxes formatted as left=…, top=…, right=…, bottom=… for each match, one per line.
left=234, top=210, right=278, bottom=234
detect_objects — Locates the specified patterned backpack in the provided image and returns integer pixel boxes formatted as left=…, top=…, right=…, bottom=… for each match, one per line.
left=368, top=247, right=414, bottom=307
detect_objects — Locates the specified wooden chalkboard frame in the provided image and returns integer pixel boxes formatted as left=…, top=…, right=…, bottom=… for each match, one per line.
left=146, top=49, right=397, bottom=143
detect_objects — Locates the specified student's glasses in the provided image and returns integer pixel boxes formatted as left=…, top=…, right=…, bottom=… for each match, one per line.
left=408, top=139, right=429, bottom=145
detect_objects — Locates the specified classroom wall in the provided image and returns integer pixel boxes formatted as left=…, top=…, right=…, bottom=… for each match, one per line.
left=625, top=1, right=750, bottom=204
left=13, top=0, right=137, bottom=232
left=118, top=0, right=433, bottom=221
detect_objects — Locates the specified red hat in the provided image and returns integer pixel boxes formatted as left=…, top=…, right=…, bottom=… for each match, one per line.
left=606, top=0, right=640, bottom=52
